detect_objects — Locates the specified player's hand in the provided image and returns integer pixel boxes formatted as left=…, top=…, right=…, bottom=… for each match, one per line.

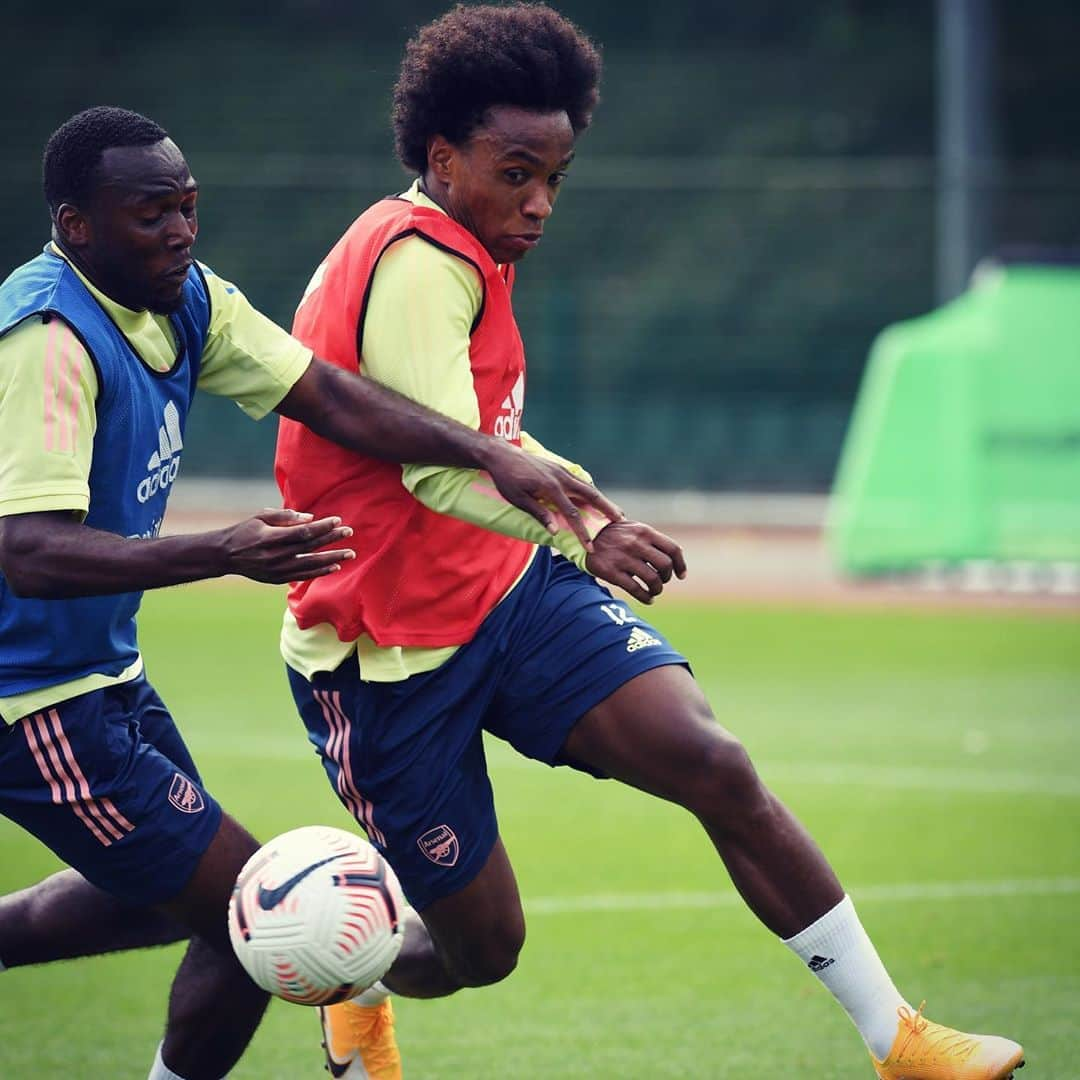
left=218, top=508, right=355, bottom=584
left=483, top=442, right=623, bottom=551
left=584, top=520, right=687, bottom=604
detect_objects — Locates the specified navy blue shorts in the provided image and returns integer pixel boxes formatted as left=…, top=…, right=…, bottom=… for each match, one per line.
left=0, top=676, right=222, bottom=906
left=288, top=550, right=686, bottom=911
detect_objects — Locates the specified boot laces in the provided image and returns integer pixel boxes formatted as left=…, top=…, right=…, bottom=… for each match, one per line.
left=894, top=1001, right=977, bottom=1063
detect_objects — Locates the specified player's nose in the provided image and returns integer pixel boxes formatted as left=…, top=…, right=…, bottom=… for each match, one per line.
left=165, top=210, right=196, bottom=249
left=522, top=187, right=554, bottom=221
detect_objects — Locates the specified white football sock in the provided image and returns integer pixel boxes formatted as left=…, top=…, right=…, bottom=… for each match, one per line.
left=782, top=894, right=908, bottom=1060
left=350, top=979, right=391, bottom=1006
left=147, top=1043, right=188, bottom=1080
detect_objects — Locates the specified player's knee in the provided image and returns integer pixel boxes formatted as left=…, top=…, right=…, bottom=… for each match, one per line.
left=446, top=920, right=525, bottom=987
left=685, top=728, right=769, bottom=824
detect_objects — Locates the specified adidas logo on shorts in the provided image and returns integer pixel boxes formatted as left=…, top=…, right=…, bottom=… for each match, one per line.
left=626, top=626, right=662, bottom=652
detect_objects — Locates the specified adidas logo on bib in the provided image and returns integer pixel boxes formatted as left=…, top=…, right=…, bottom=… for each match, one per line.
left=494, top=373, right=524, bottom=442
left=137, top=401, right=184, bottom=503
left=626, top=626, right=661, bottom=652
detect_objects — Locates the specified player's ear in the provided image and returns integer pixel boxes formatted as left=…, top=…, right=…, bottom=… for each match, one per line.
left=427, top=136, right=455, bottom=184
left=55, top=203, right=92, bottom=249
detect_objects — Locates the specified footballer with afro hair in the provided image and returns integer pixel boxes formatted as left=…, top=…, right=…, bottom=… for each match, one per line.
left=278, top=7, right=1022, bottom=1078
left=392, top=2, right=602, bottom=174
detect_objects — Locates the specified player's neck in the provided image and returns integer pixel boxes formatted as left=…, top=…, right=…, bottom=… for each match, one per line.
left=53, top=238, right=107, bottom=298
left=417, top=173, right=451, bottom=217
left=51, top=237, right=148, bottom=315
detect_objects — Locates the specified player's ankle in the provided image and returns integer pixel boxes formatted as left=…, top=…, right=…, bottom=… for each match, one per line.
left=147, top=1042, right=189, bottom=1080
left=351, top=980, right=392, bottom=1006
left=783, top=894, right=908, bottom=1059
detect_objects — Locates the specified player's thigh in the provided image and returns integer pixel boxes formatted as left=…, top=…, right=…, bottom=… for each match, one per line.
left=561, top=664, right=756, bottom=808
left=417, top=837, right=525, bottom=985
left=157, top=810, right=259, bottom=950
left=128, top=677, right=205, bottom=781
left=287, top=661, right=505, bottom=916
left=485, top=553, right=690, bottom=771
left=0, top=679, right=225, bottom=909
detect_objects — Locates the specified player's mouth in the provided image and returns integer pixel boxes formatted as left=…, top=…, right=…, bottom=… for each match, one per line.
left=504, top=233, right=541, bottom=254
left=158, top=255, right=193, bottom=282
left=150, top=262, right=192, bottom=312
left=162, top=261, right=193, bottom=282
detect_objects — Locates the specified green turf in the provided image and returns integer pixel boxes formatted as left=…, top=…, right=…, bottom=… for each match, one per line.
left=1, top=583, right=1077, bottom=1078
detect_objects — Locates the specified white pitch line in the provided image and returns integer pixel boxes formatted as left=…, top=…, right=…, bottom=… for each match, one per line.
left=525, top=877, right=1080, bottom=916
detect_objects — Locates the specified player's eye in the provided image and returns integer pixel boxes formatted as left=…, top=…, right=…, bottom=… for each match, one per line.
left=504, top=168, right=528, bottom=185
left=549, top=171, right=568, bottom=188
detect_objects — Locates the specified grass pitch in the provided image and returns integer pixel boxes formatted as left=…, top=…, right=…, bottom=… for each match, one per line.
left=0, top=582, right=1077, bottom=1078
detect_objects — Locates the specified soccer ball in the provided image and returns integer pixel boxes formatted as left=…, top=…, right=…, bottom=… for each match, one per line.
left=228, top=825, right=405, bottom=1006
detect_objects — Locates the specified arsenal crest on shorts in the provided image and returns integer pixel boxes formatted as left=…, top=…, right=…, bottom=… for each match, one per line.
left=168, top=772, right=205, bottom=814
left=417, top=824, right=459, bottom=867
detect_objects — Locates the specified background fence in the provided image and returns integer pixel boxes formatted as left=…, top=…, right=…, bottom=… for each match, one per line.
left=2, top=0, right=1078, bottom=488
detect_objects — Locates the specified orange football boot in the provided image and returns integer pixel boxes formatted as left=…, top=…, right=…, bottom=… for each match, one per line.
left=871, top=1002, right=1024, bottom=1080
left=319, top=998, right=402, bottom=1079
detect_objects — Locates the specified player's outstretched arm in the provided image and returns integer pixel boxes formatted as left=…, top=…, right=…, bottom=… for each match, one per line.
left=0, top=509, right=354, bottom=599
left=584, top=520, right=688, bottom=605
left=275, top=358, right=622, bottom=548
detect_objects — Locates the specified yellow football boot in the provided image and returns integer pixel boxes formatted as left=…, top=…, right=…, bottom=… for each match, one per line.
left=319, top=998, right=402, bottom=1079
left=871, top=1002, right=1024, bottom=1080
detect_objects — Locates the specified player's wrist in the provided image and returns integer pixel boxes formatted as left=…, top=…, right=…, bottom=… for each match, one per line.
left=473, top=434, right=515, bottom=475
left=191, top=526, right=236, bottom=581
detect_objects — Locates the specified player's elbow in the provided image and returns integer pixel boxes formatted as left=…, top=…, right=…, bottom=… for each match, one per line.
left=278, top=359, right=378, bottom=456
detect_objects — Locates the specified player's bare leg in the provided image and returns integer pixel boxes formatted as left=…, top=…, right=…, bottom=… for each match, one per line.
left=0, top=824, right=269, bottom=1079
left=0, top=869, right=187, bottom=965
left=562, top=664, right=843, bottom=935
left=560, top=663, right=1024, bottom=1079
left=323, top=837, right=525, bottom=1002
left=318, top=841, right=525, bottom=1079
left=393, top=838, right=525, bottom=995
left=149, top=813, right=269, bottom=1080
